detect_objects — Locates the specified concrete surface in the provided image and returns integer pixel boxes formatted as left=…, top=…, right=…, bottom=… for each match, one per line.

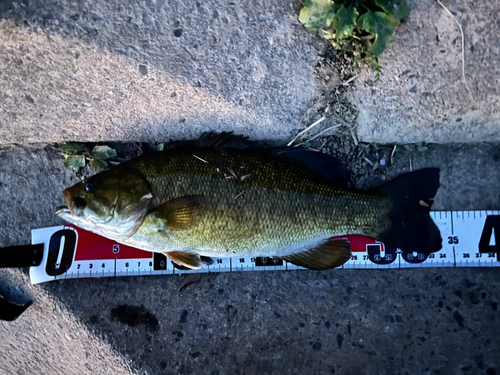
left=43, top=267, right=500, bottom=375
left=351, top=0, right=500, bottom=144
left=1, top=0, right=500, bottom=373
left=0, top=143, right=499, bottom=374
left=0, top=268, right=134, bottom=375
left=0, top=0, right=323, bottom=144
left=1, top=0, right=498, bottom=146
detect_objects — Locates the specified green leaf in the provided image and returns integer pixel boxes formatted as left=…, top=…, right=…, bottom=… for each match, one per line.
left=359, top=11, right=399, bottom=56
left=92, top=158, right=108, bottom=169
left=331, top=6, right=359, bottom=40
left=64, top=155, right=86, bottom=170
left=375, top=0, right=409, bottom=19
left=62, top=142, right=85, bottom=152
left=299, top=0, right=336, bottom=30
left=157, top=143, right=164, bottom=151
left=404, top=144, right=415, bottom=152
left=417, top=145, right=428, bottom=153
left=322, top=30, right=336, bottom=40
left=301, top=142, right=312, bottom=149
left=92, top=145, right=117, bottom=160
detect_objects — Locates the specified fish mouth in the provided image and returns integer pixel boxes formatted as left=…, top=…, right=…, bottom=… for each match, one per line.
left=63, top=188, right=87, bottom=216
left=63, top=188, right=75, bottom=215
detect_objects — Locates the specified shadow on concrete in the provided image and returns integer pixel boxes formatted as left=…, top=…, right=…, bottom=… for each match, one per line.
left=0, top=0, right=320, bottom=144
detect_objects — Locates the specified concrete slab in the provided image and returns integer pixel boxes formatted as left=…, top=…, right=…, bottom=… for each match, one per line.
left=0, top=269, right=134, bottom=375
left=0, top=0, right=324, bottom=144
left=0, top=142, right=499, bottom=374
left=351, top=0, right=500, bottom=144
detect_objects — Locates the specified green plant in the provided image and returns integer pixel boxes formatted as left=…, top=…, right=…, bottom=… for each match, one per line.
left=62, top=142, right=117, bottom=170
left=403, top=142, right=428, bottom=155
left=299, top=0, right=409, bottom=80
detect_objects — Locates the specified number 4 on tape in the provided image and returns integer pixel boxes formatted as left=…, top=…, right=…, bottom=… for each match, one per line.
left=479, top=216, right=499, bottom=254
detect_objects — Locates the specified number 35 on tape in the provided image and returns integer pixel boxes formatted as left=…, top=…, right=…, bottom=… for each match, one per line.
left=29, top=211, right=500, bottom=284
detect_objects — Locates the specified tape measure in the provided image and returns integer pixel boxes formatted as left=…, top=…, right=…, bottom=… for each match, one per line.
left=29, top=210, right=500, bottom=284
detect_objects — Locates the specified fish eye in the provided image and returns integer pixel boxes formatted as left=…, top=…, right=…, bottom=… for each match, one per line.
left=85, top=182, right=99, bottom=193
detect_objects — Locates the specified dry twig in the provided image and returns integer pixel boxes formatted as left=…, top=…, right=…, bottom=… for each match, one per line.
left=436, top=0, right=475, bottom=104
left=390, top=145, right=397, bottom=166
left=294, top=124, right=342, bottom=147
left=193, top=155, right=207, bottom=163
left=287, top=117, right=326, bottom=146
left=177, top=274, right=201, bottom=291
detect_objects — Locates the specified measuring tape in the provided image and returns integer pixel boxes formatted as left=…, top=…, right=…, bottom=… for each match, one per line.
left=29, top=210, right=500, bottom=284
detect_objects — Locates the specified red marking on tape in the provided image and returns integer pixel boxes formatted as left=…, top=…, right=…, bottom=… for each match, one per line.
left=68, top=226, right=379, bottom=261
left=331, top=234, right=382, bottom=253
left=68, top=225, right=153, bottom=261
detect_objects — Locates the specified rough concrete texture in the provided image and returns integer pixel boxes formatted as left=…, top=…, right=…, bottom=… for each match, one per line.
left=0, top=269, right=134, bottom=375
left=0, top=0, right=322, bottom=144
left=0, top=143, right=499, bottom=374
left=43, top=267, right=500, bottom=375
left=352, top=0, right=500, bottom=144
left=1, top=0, right=500, bottom=373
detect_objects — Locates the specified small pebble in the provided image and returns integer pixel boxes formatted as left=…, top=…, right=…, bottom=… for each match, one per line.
left=380, top=158, right=386, bottom=166
left=259, top=15, right=271, bottom=21
left=68, top=74, right=81, bottom=82
left=490, top=47, right=498, bottom=55
left=111, top=117, right=120, bottom=125
left=139, top=64, right=148, bottom=76
left=48, top=95, right=59, bottom=102
left=142, top=13, right=154, bottom=25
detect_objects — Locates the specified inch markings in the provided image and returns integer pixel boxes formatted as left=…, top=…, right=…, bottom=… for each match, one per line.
left=29, top=210, right=500, bottom=284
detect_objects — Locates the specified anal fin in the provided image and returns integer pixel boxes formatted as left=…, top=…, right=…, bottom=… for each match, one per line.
left=164, top=251, right=204, bottom=270
left=279, top=239, right=352, bottom=270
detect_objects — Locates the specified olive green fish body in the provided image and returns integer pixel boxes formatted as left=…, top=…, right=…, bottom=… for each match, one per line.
left=59, top=143, right=442, bottom=270
left=120, top=148, right=391, bottom=257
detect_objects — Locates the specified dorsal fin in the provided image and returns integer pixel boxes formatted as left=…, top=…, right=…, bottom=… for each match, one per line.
left=195, top=132, right=255, bottom=149
left=180, top=132, right=350, bottom=187
left=272, top=147, right=351, bottom=187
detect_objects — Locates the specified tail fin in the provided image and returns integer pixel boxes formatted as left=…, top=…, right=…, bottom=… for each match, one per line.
left=376, top=168, right=442, bottom=254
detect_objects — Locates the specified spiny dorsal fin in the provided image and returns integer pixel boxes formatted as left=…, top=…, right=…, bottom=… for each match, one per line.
left=153, top=196, right=206, bottom=231
left=279, top=239, right=352, bottom=270
left=195, top=132, right=254, bottom=149
left=164, top=251, right=203, bottom=269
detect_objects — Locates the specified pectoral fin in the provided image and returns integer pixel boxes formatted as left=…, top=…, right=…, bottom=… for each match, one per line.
left=279, top=239, right=352, bottom=270
left=153, top=195, right=206, bottom=231
left=164, top=251, right=204, bottom=269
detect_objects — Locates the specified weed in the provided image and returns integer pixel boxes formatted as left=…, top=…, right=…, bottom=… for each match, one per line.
left=299, top=0, right=409, bottom=80
left=61, top=142, right=117, bottom=170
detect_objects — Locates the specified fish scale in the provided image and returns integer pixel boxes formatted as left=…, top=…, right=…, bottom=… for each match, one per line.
left=122, top=148, right=391, bottom=258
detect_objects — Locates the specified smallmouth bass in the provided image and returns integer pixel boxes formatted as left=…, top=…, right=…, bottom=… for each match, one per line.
left=57, top=134, right=442, bottom=270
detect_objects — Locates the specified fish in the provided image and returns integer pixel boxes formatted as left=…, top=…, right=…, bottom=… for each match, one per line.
left=57, top=133, right=442, bottom=270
